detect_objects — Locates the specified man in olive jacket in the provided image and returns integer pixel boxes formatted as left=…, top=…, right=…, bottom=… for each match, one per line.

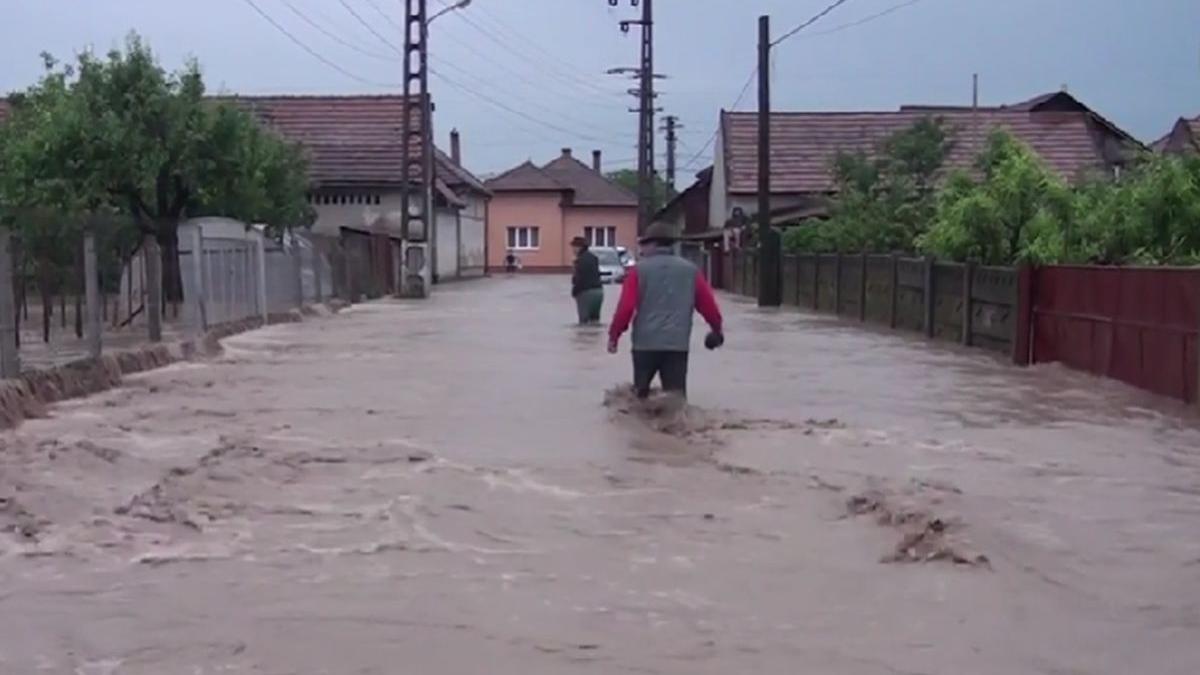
left=571, top=236, right=604, bottom=324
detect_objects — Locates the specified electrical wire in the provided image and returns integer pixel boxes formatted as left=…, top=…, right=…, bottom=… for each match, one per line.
left=240, top=0, right=399, bottom=87
left=806, top=0, right=924, bottom=37
left=771, top=0, right=854, bottom=47
left=278, top=0, right=398, bottom=61
left=681, top=68, right=756, bottom=171
left=432, top=0, right=623, bottom=99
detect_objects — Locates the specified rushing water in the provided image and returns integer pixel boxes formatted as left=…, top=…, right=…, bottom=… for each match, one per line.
left=1, top=276, right=1198, bottom=674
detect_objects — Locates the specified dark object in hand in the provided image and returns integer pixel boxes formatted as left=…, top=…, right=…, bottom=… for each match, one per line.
left=704, top=331, right=725, bottom=350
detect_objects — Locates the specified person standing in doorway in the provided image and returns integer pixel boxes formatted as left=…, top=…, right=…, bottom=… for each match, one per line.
left=571, top=236, right=604, bottom=325
left=607, top=223, right=724, bottom=399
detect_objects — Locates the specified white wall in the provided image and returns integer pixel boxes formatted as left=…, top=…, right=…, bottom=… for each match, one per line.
left=435, top=206, right=459, bottom=280
left=459, top=193, right=486, bottom=276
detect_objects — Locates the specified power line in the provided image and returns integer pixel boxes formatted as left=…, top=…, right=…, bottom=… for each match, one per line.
left=682, top=68, right=756, bottom=171
left=278, top=0, right=398, bottom=62
left=806, top=0, right=925, bottom=37
left=434, top=0, right=623, bottom=99
left=336, top=0, right=626, bottom=139
left=336, top=0, right=405, bottom=53
left=243, top=0, right=624, bottom=145
left=240, top=0, right=398, bottom=87
left=430, top=68, right=613, bottom=144
left=772, top=0, right=853, bottom=47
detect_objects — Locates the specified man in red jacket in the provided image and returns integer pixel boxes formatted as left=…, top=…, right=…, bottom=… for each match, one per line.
left=608, top=223, right=724, bottom=400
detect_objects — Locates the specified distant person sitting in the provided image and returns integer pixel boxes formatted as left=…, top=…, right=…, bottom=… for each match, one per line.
left=504, top=250, right=519, bottom=275
left=570, top=236, right=604, bottom=325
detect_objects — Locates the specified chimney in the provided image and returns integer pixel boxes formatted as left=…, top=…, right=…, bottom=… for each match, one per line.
left=561, top=147, right=573, bottom=159
left=450, top=128, right=462, bottom=165
left=592, top=150, right=602, bottom=172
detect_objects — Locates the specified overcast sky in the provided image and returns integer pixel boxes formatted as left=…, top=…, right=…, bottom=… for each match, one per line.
left=2, top=0, right=1198, bottom=179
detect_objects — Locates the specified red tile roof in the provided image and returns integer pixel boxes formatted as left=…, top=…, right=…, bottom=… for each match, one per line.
left=486, top=150, right=637, bottom=207
left=227, top=95, right=486, bottom=196
left=485, top=160, right=569, bottom=192
left=0, top=94, right=487, bottom=202
left=721, top=109, right=1122, bottom=195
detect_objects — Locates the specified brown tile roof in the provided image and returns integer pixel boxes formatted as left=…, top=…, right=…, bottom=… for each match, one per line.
left=486, top=150, right=637, bottom=207
left=220, top=95, right=488, bottom=197
left=485, top=160, right=569, bottom=192
left=542, top=152, right=637, bottom=206
left=721, top=109, right=1122, bottom=195
left=1154, top=115, right=1200, bottom=154
left=0, top=94, right=487, bottom=203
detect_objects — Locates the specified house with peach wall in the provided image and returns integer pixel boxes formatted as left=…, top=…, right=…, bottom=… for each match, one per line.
left=485, top=148, right=637, bottom=272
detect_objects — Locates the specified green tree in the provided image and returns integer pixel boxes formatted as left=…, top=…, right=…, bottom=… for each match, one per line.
left=606, top=169, right=672, bottom=212
left=783, top=116, right=953, bottom=254
left=920, top=130, right=1073, bottom=265
left=0, top=33, right=312, bottom=338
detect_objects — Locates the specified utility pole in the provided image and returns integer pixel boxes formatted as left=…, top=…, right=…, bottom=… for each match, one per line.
left=757, top=15, right=781, bottom=307
left=401, top=0, right=432, bottom=298
left=608, top=0, right=656, bottom=234
left=661, top=114, right=680, bottom=195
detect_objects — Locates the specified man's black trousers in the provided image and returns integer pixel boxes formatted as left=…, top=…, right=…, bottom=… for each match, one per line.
left=632, top=350, right=689, bottom=399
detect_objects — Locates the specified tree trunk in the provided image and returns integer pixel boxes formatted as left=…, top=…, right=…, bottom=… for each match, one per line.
left=144, top=233, right=163, bottom=342
left=159, top=226, right=183, bottom=305
left=74, top=240, right=83, bottom=339
left=40, top=288, right=51, bottom=344
left=59, top=291, right=66, bottom=330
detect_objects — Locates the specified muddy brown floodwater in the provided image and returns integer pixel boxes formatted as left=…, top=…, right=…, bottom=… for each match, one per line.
left=1, top=276, right=1199, bottom=674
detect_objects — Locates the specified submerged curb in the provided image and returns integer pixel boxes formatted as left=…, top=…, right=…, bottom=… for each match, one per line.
left=0, top=301, right=348, bottom=430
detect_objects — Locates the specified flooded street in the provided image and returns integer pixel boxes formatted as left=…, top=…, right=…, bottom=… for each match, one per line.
left=2, top=275, right=1199, bottom=674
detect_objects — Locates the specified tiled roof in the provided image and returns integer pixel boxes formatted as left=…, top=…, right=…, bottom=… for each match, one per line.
left=721, top=109, right=1119, bottom=195
left=541, top=153, right=637, bottom=206
left=486, top=151, right=638, bottom=207
left=485, top=160, right=568, bottom=192
left=0, top=94, right=487, bottom=202
left=220, top=95, right=488, bottom=196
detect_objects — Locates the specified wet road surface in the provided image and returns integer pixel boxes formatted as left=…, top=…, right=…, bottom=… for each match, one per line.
left=2, top=275, right=1199, bottom=674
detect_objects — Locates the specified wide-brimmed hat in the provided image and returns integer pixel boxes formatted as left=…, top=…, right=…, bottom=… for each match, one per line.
left=570, top=236, right=588, bottom=247
left=638, top=222, right=680, bottom=244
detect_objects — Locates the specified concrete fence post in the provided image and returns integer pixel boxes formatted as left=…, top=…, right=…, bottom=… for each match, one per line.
left=833, top=252, right=843, bottom=315
left=0, top=229, right=21, bottom=377
left=313, top=247, right=325, bottom=303
left=811, top=254, right=820, bottom=311
left=190, top=226, right=207, bottom=334
left=923, top=256, right=936, bottom=338
left=144, top=233, right=163, bottom=343
left=292, top=237, right=303, bottom=309
left=255, top=234, right=269, bottom=322
left=962, top=261, right=976, bottom=346
left=889, top=253, right=900, bottom=329
left=859, top=251, right=868, bottom=322
left=83, top=229, right=102, bottom=359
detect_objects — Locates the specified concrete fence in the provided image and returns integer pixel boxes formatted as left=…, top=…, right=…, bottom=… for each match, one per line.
left=728, top=251, right=1019, bottom=357
left=0, top=217, right=332, bottom=379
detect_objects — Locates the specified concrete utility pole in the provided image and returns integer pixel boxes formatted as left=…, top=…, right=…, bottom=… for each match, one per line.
left=608, top=0, right=656, bottom=234
left=757, top=15, right=781, bottom=307
left=400, top=0, right=433, bottom=298
left=660, top=114, right=680, bottom=195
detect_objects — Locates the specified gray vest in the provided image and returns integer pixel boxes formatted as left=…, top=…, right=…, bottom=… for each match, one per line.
left=632, top=252, right=699, bottom=352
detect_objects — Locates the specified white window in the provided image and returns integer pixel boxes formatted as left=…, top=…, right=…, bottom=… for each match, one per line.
left=585, top=226, right=617, bottom=248
left=506, top=226, right=540, bottom=250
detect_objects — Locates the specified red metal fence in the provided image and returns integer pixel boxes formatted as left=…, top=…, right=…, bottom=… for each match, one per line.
left=1030, top=266, right=1200, bottom=403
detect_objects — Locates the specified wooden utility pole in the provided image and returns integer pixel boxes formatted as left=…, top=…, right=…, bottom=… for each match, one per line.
left=757, top=15, right=781, bottom=307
